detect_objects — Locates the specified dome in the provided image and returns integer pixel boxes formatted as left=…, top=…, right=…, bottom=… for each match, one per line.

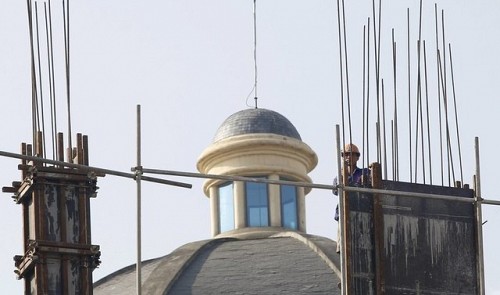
left=93, top=230, right=341, bottom=294
left=213, top=108, right=302, bottom=142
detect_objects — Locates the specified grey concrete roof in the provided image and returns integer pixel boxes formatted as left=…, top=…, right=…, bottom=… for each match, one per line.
left=93, top=232, right=341, bottom=295
left=213, top=108, right=302, bottom=142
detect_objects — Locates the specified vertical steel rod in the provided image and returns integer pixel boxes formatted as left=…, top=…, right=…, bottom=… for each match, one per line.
left=335, top=0, right=346, bottom=146
left=366, top=18, right=371, bottom=170
left=136, top=105, right=142, bottom=295
left=407, top=8, right=413, bottom=182
left=423, top=41, right=433, bottom=184
left=392, top=29, right=399, bottom=181
left=434, top=4, right=444, bottom=186
left=474, top=137, right=485, bottom=295
left=381, top=80, right=388, bottom=180
left=341, top=0, right=353, bottom=147
left=362, top=25, right=367, bottom=172
left=449, top=44, right=464, bottom=184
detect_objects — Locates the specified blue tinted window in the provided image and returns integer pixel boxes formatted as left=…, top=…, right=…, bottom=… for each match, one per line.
left=281, top=184, right=298, bottom=230
left=218, top=182, right=234, bottom=233
left=245, top=181, right=269, bottom=227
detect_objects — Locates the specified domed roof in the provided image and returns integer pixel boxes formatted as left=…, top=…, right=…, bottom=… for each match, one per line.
left=213, top=108, right=302, bottom=142
left=93, top=231, right=341, bottom=295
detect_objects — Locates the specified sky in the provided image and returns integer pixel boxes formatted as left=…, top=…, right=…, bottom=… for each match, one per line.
left=1, top=0, right=500, bottom=294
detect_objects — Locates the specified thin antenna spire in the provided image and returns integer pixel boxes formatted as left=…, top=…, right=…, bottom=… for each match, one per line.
left=253, top=0, right=258, bottom=109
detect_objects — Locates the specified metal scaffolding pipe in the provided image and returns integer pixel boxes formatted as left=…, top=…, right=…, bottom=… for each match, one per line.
left=475, top=137, right=485, bottom=295
left=141, top=166, right=500, bottom=206
left=140, top=168, right=333, bottom=190
left=2, top=150, right=500, bottom=207
left=136, top=105, right=142, bottom=295
left=343, top=186, right=475, bottom=203
left=0, top=150, right=192, bottom=189
left=336, top=124, right=347, bottom=295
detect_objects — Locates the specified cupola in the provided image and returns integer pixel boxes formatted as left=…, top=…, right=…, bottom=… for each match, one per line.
left=197, top=108, right=318, bottom=237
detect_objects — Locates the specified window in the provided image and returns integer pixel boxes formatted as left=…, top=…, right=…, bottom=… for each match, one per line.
left=218, top=182, right=234, bottom=233
left=245, top=181, right=269, bottom=227
left=281, top=183, right=298, bottom=230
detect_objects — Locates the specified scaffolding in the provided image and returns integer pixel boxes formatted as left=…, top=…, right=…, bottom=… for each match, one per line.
left=2, top=115, right=500, bottom=294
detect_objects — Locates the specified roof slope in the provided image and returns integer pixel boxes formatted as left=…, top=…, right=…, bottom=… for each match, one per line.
left=94, top=232, right=341, bottom=295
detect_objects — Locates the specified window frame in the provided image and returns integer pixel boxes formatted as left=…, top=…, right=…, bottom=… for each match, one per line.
left=218, top=182, right=235, bottom=233
left=244, top=177, right=270, bottom=227
left=280, top=177, right=299, bottom=230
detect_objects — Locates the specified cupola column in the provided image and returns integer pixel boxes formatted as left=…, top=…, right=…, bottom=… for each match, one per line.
left=234, top=181, right=246, bottom=229
left=269, top=174, right=281, bottom=227
left=209, top=186, right=219, bottom=236
left=298, top=187, right=307, bottom=232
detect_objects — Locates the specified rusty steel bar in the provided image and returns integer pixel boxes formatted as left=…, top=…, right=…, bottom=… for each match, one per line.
left=83, top=135, right=89, bottom=166
left=57, top=132, right=64, bottom=164
left=76, top=133, right=83, bottom=165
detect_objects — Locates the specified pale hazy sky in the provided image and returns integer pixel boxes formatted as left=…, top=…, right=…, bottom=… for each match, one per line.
left=1, top=1, right=500, bottom=294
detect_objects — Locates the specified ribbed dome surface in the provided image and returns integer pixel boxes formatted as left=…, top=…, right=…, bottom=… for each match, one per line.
left=213, top=108, right=301, bottom=142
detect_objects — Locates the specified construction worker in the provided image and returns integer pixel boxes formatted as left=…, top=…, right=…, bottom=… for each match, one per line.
left=333, top=143, right=370, bottom=252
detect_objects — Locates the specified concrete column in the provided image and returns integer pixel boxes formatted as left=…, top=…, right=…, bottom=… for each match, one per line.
left=269, top=174, right=281, bottom=227
left=234, top=181, right=246, bottom=229
left=209, top=186, right=219, bottom=237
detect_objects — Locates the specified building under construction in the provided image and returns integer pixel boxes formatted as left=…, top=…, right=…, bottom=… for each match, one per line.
left=2, top=0, right=500, bottom=294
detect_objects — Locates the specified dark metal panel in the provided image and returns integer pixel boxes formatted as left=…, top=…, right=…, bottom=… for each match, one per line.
left=381, top=181, right=477, bottom=294
left=346, top=180, right=478, bottom=294
left=347, top=191, right=376, bottom=294
left=65, top=185, right=80, bottom=243
left=46, top=257, right=62, bottom=294
left=68, top=258, right=81, bottom=295
left=44, top=184, right=61, bottom=242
